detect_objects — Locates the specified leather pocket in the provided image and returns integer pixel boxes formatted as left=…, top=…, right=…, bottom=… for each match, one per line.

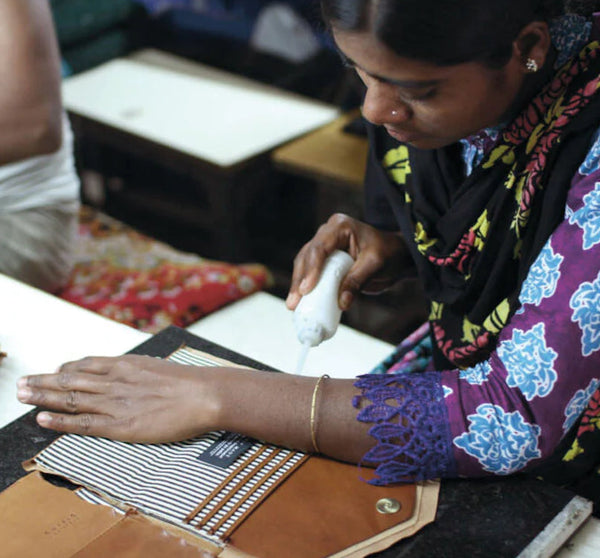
left=230, top=456, right=418, bottom=558
left=0, top=472, right=222, bottom=558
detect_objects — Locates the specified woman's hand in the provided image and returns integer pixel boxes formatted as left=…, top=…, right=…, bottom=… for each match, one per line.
left=16, top=356, right=375, bottom=464
left=286, top=213, right=412, bottom=311
left=16, top=355, right=224, bottom=443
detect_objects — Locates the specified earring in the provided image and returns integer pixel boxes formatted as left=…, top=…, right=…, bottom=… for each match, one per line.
left=526, top=58, right=539, bottom=73
left=391, top=110, right=398, bottom=117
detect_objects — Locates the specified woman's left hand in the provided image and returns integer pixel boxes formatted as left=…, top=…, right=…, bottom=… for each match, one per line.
left=16, top=355, right=222, bottom=443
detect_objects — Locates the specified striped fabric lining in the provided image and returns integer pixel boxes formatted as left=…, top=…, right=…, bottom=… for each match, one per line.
left=33, top=346, right=306, bottom=540
left=168, top=347, right=233, bottom=367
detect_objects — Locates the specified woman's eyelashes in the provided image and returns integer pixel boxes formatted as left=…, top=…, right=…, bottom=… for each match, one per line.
left=399, top=88, right=438, bottom=102
left=340, top=58, right=439, bottom=103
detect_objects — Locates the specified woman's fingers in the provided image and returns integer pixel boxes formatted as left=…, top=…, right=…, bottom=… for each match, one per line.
left=16, top=355, right=221, bottom=443
left=287, top=245, right=323, bottom=310
left=286, top=214, right=356, bottom=309
left=18, top=354, right=156, bottom=394
left=298, top=242, right=331, bottom=293
left=341, top=250, right=385, bottom=295
left=36, top=411, right=116, bottom=437
left=18, top=368, right=109, bottom=394
left=16, top=356, right=140, bottom=416
left=286, top=245, right=309, bottom=309
left=59, top=356, right=122, bottom=375
left=17, top=385, right=110, bottom=414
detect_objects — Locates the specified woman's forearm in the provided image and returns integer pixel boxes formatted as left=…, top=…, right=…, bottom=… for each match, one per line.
left=210, top=368, right=375, bottom=462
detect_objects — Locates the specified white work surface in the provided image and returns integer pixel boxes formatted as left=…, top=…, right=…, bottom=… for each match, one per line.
left=0, top=273, right=149, bottom=429
left=188, top=291, right=397, bottom=377
left=62, top=49, right=339, bottom=168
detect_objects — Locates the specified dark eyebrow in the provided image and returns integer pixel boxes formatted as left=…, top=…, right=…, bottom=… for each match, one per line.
left=340, top=52, right=440, bottom=89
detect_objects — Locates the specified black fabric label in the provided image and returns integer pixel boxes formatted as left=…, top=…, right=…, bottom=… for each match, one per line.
left=197, top=432, right=254, bottom=469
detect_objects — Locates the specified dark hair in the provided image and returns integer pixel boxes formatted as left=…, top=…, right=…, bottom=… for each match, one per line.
left=321, top=0, right=597, bottom=67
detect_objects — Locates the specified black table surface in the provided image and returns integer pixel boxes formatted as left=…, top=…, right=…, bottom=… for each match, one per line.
left=0, top=326, right=582, bottom=558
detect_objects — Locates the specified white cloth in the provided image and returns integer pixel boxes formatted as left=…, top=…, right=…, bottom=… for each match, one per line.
left=0, top=200, right=79, bottom=292
left=0, top=113, right=80, bottom=213
left=0, top=113, right=80, bottom=291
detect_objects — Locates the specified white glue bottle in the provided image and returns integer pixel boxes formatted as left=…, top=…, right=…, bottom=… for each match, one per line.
left=293, top=250, right=354, bottom=374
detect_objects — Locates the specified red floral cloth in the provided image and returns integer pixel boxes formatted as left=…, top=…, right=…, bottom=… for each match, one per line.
left=57, top=207, right=272, bottom=333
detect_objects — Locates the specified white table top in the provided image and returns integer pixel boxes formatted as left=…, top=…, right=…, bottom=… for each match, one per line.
left=187, top=291, right=394, bottom=378
left=0, top=274, right=149, bottom=429
left=62, top=49, right=340, bottom=168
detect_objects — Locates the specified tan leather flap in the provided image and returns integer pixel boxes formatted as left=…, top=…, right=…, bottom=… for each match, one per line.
left=230, top=456, right=420, bottom=558
left=0, top=473, right=222, bottom=558
left=0, top=472, right=120, bottom=558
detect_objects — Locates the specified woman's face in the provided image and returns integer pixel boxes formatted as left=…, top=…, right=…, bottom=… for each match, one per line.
left=334, top=29, right=527, bottom=149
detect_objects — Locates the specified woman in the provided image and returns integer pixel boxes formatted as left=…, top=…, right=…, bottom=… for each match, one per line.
left=16, top=0, right=600, bottom=506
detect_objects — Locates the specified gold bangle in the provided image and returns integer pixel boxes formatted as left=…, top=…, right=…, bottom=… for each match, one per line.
left=310, top=374, right=330, bottom=454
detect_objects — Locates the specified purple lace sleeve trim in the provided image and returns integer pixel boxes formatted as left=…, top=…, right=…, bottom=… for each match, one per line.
left=353, top=372, right=456, bottom=485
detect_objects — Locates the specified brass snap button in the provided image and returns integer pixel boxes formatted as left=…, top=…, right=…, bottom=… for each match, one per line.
left=376, top=497, right=401, bottom=514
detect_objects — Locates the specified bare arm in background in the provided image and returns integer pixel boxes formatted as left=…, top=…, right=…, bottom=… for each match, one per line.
left=0, top=0, right=63, bottom=164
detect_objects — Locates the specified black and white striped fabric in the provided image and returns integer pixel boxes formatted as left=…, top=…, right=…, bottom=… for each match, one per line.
left=33, top=347, right=306, bottom=540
